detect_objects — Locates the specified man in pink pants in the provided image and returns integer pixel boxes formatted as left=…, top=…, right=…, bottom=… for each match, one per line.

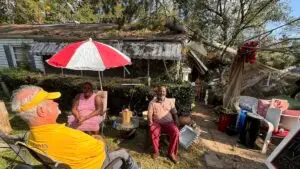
left=148, top=85, right=180, bottom=163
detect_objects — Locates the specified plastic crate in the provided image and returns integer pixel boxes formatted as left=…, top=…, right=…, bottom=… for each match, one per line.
left=179, top=125, right=199, bottom=149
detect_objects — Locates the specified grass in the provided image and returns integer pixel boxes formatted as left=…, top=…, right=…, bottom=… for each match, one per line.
left=0, top=95, right=206, bottom=169
left=103, top=127, right=206, bottom=169
left=1, top=117, right=206, bottom=169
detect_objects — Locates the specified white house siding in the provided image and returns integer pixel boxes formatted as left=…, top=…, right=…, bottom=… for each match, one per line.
left=0, top=38, right=34, bottom=68
left=33, top=55, right=45, bottom=72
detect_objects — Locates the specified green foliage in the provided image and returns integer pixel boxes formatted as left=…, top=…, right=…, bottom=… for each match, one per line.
left=14, top=0, right=44, bottom=24
left=167, top=83, right=195, bottom=116
left=43, top=0, right=75, bottom=23
left=0, top=69, right=194, bottom=116
left=74, top=3, right=97, bottom=23
left=258, top=51, right=296, bottom=69
left=176, top=0, right=291, bottom=44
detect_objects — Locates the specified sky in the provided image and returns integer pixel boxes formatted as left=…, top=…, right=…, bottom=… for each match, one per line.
left=289, top=0, right=300, bottom=17
left=266, top=0, right=300, bottom=37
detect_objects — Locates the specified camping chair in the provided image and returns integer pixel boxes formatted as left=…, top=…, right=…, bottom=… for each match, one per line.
left=1, top=131, right=127, bottom=169
left=15, top=141, right=70, bottom=169
left=1, top=132, right=66, bottom=168
left=0, top=131, right=32, bottom=166
left=16, top=141, right=128, bottom=169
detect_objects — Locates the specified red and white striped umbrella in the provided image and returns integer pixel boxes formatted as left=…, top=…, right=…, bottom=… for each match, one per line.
left=46, top=38, right=131, bottom=71
left=46, top=38, right=131, bottom=90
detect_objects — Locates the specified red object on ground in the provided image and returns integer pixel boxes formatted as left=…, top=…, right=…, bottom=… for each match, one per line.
left=150, top=122, right=179, bottom=156
left=272, top=130, right=289, bottom=137
left=218, top=113, right=234, bottom=132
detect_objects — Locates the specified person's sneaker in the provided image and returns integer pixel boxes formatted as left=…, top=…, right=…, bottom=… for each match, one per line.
left=152, top=152, right=159, bottom=160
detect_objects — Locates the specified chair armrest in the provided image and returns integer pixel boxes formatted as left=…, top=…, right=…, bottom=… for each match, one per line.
left=15, top=142, right=68, bottom=169
left=104, top=157, right=126, bottom=169
left=261, top=119, right=274, bottom=154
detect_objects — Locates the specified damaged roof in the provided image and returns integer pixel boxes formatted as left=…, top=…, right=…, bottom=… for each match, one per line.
left=0, top=24, right=186, bottom=42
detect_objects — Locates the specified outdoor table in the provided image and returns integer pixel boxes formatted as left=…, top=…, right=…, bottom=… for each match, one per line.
left=112, top=116, right=139, bottom=142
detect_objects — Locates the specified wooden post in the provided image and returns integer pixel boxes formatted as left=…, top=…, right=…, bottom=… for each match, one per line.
left=175, top=60, right=181, bottom=80
left=0, top=80, right=10, bottom=98
left=98, top=71, right=103, bottom=91
left=0, top=101, right=12, bottom=135
left=147, top=60, right=150, bottom=77
left=163, top=59, right=170, bottom=78
left=147, top=60, right=151, bottom=86
left=123, top=67, right=126, bottom=78
left=266, top=72, right=271, bottom=86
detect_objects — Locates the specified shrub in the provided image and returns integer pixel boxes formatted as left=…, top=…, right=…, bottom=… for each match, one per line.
left=0, top=68, right=194, bottom=116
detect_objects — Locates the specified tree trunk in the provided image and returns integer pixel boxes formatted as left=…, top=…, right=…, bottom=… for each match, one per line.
left=0, top=101, right=12, bottom=135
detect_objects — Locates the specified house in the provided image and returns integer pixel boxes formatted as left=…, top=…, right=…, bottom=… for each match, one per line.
left=0, top=24, right=187, bottom=80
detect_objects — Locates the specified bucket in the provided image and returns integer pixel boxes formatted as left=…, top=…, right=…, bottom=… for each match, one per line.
left=218, top=113, right=235, bottom=132
left=122, top=109, right=132, bottom=125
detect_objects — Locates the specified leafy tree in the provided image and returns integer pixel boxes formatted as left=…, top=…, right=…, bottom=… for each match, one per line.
left=258, top=51, right=296, bottom=69
left=0, top=0, right=15, bottom=23
left=175, top=0, right=291, bottom=45
left=14, top=0, right=44, bottom=24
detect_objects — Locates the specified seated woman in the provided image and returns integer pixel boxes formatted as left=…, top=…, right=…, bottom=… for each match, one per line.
left=68, top=82, right=104, bottom=135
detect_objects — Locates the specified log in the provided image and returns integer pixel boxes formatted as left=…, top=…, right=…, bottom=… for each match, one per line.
left=0, top=101, right=12, bottom=135
left=202, top=39, right=237, bottom=56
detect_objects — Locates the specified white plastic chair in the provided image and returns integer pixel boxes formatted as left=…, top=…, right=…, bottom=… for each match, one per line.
left=261, top=107, right=281, bottom=153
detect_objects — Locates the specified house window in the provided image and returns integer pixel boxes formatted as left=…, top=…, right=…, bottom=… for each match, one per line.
left=14, top=46, right=29, bottom=67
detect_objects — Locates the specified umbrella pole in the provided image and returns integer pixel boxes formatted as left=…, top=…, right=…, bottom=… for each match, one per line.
left=98, top=71, right=103, bottom=91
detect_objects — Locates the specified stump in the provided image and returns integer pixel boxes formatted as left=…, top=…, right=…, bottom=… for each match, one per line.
left=0, top=101, right=12, bottom=135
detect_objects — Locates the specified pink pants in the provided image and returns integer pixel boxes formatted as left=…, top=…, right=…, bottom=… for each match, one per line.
left=150, top=122, right=179, bottom=156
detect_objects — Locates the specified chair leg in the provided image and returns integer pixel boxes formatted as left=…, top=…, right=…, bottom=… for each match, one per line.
left=262, top=120, right=274, bottom=154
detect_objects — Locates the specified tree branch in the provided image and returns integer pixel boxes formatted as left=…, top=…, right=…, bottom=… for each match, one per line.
left=199, top=2, right=223, bottom=17
left=240, top=0, right=245, bottom=24
left=219, top=0, right=277, bottom=59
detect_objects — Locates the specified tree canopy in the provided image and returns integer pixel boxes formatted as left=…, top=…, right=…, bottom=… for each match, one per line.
left=0, top=0, right=299, bottom=68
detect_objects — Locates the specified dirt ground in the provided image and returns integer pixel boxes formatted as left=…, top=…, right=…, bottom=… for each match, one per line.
left=192, top=103, right=269, bottom=169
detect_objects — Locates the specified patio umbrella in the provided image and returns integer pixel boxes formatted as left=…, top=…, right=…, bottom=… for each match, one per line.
left=46, top=38, right=131, bottom=90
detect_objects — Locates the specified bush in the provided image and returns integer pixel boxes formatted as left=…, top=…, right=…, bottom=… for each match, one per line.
left=0, top=68, right=194, bottom=116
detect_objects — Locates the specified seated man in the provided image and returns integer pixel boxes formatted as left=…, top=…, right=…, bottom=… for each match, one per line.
left=11, top=85, right=140, bottom=169
left=148, top=85, right=180, bottom=163
left=68, top=82, right=104, bottom=135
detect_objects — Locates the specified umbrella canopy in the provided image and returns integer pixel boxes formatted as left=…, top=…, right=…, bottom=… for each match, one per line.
left=46, top=38, right=131, bottom=71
